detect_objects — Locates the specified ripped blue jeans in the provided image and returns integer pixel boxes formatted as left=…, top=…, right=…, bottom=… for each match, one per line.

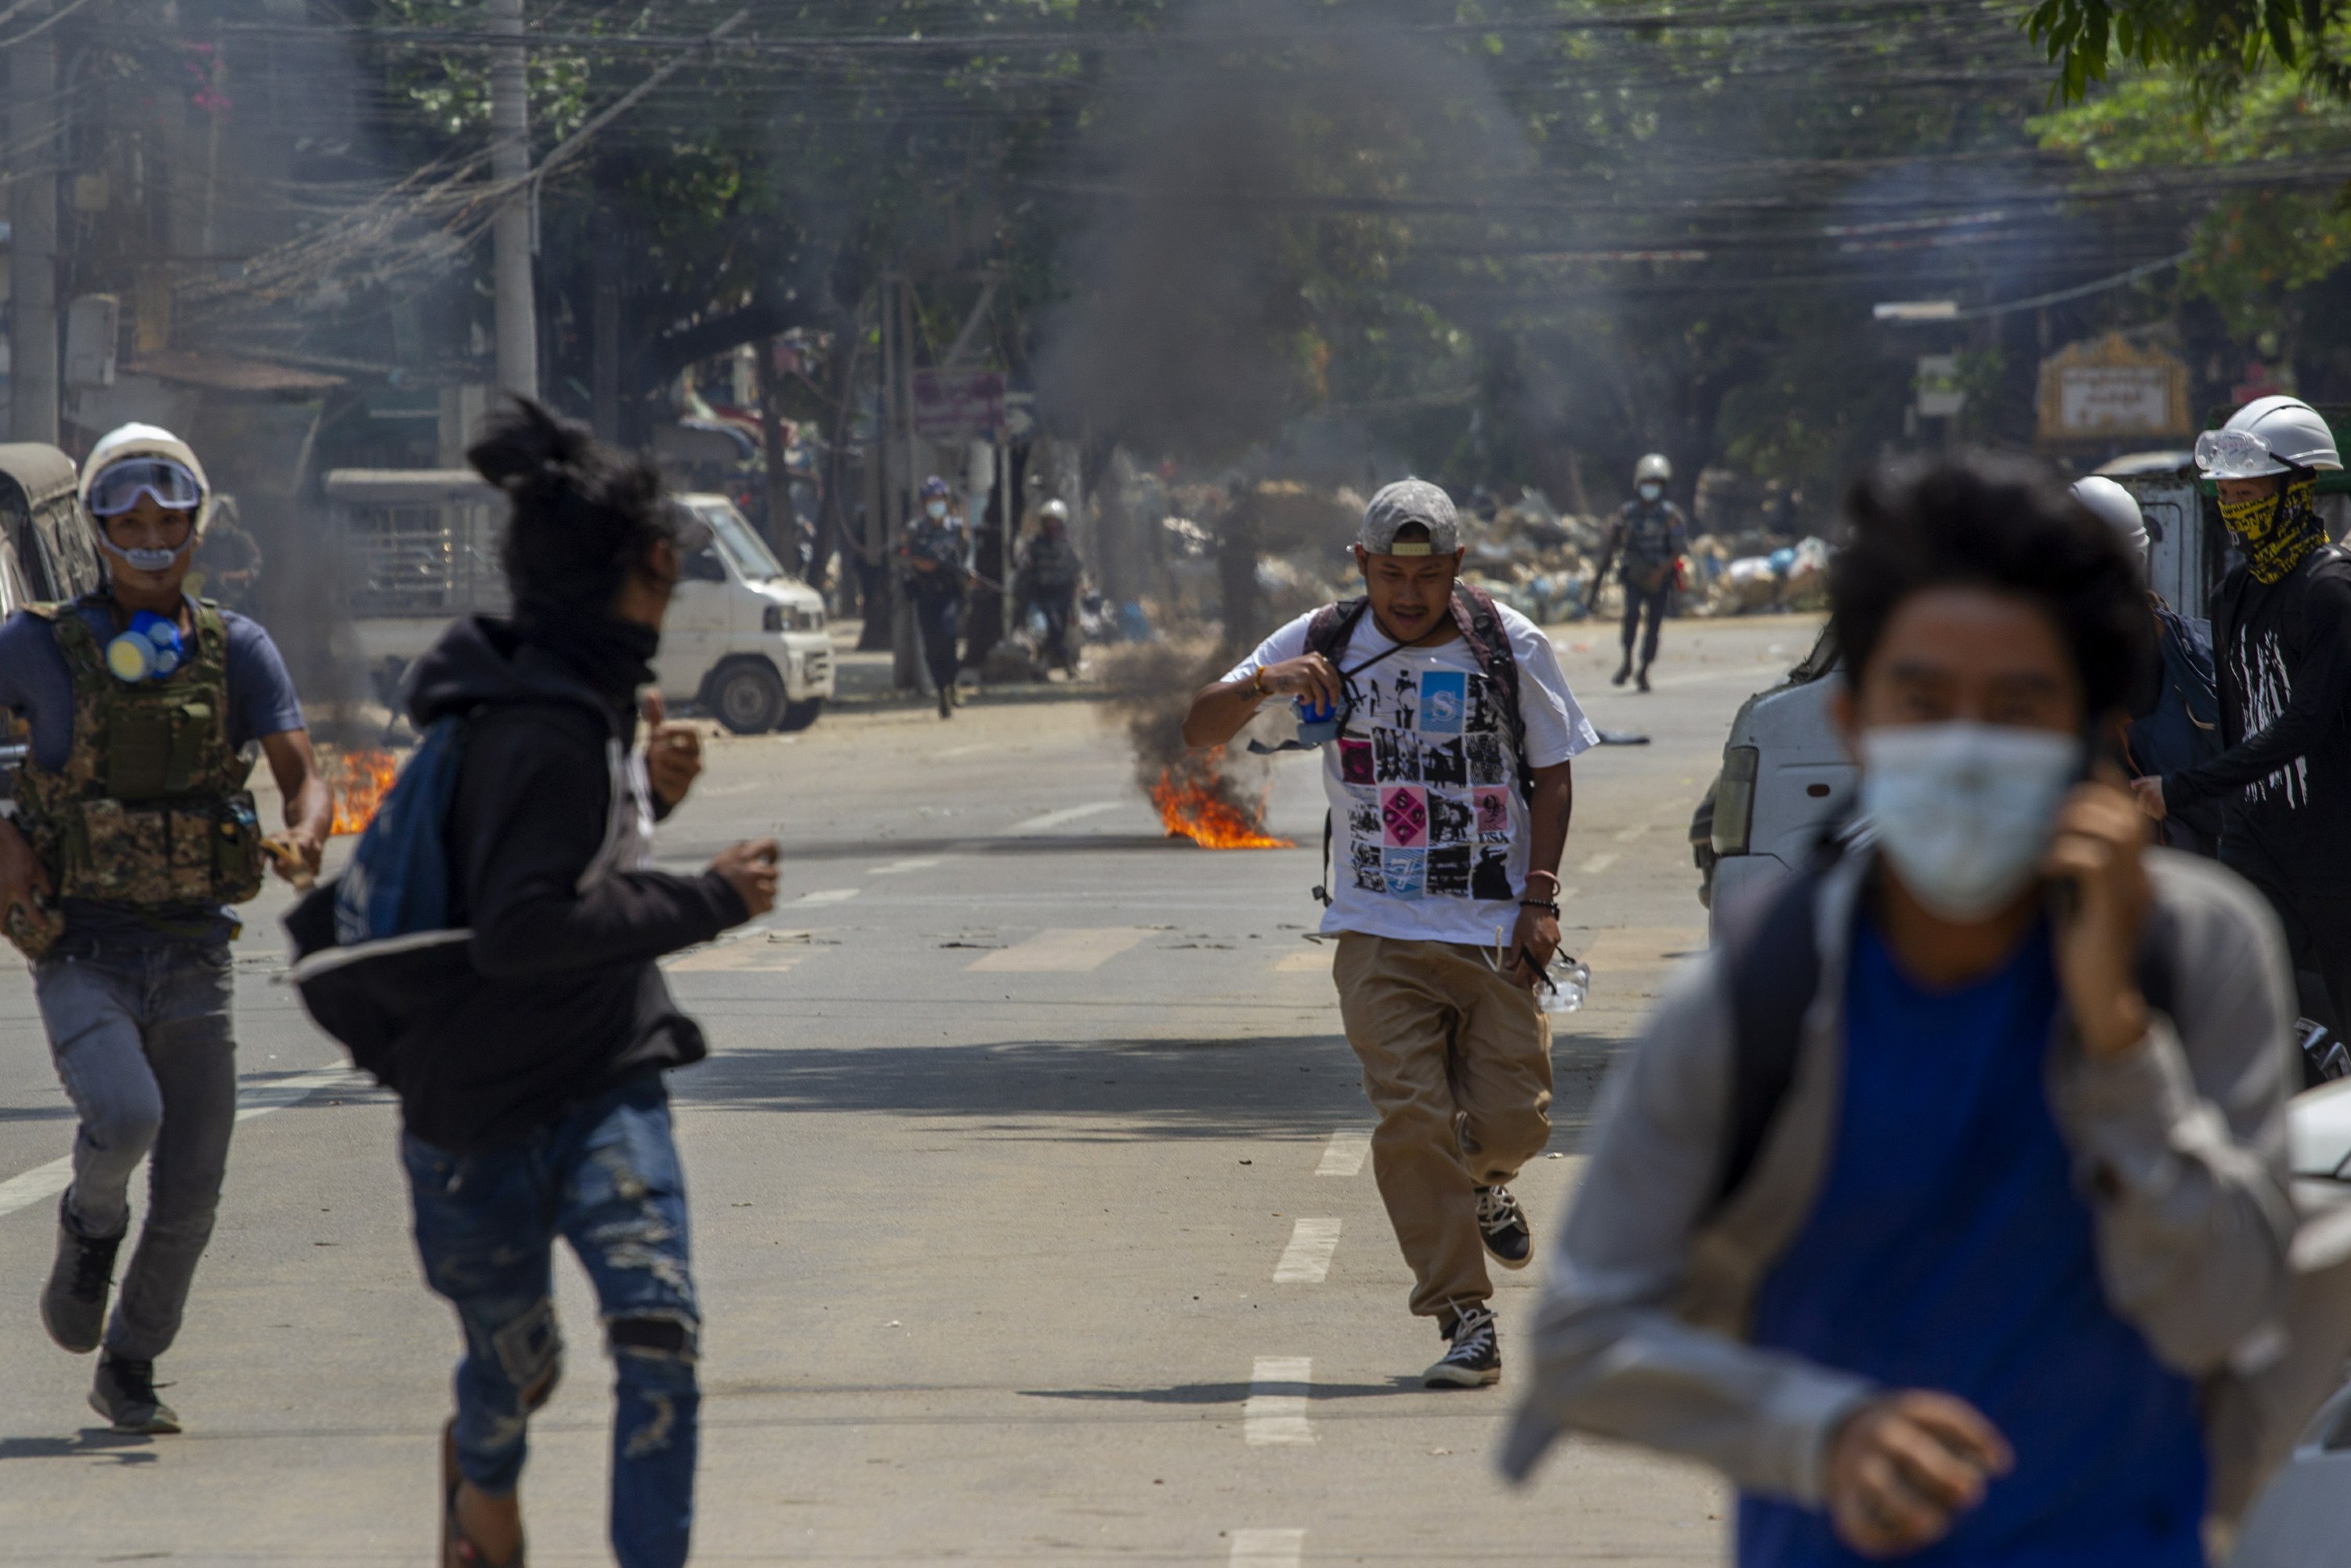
left=404, top=1075, right=698, bottom=1568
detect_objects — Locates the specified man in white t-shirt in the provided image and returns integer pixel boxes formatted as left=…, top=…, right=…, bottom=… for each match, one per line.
left=1183, top=479, right=1598, bottom=1387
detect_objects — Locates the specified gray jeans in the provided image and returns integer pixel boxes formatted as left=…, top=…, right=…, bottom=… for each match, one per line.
left=33, top=942, right=237, bottom=1361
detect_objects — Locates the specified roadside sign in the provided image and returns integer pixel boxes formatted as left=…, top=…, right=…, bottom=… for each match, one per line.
left=913, top=369, right=1005, bottom=439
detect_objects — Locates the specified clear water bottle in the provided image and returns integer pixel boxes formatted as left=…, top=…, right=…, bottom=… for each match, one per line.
left=1541, top=957, right=1590, bottom=1016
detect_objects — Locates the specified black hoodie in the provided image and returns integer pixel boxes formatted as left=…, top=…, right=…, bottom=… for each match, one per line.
left=288, top=616, right=744, bottom=1151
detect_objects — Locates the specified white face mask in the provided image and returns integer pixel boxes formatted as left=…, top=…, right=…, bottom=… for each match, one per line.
left=1857, top=722, right=2081, bottom=922
left=98, top=534, right=193, bottom=575
left=1638, top=483, right=1664, bottom=503
left=925, top=500, right=947, bottom=520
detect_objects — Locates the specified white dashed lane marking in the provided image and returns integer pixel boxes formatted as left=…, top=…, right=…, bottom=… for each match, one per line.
left=1002, top=801, right=1118, bottom=837
left=1314, top=1130, right=1370, bottom=1177
left=792, top=888, right=861, bottom=907
left=1613, top=823, right=1649, bottom=842
left=667, top=943, right=815, bottom=974
left=965, top=927, right=1148, bottom=973
left=1578, top=851, right=1619, bottom=875
left=0, top=1066, right=362, bottom=1222
left=1244, top=1357, right=1316, bottom=1447
left=867, top=857, right=942, bottom=876
left=1271, top=1219, right=1342, bottom=1284
left=1230, top=1528, right=1307, bottom=1566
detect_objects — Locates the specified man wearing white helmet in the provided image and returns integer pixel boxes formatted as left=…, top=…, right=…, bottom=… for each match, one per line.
left=1591, top=454, right=1690, bottom=692
left=2136, top=397, right=2351, bottom=1037
left=0, top=423, right=330, bottom=1436
left=2068, top=478, right=2225, bottom=857
left=1015, top=497, right=1083, bottom=676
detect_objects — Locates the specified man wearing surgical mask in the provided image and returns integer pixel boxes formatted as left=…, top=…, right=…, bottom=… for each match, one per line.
left=2135, top=397, right=2351, bottom=1044
left=1506, top=460, right=2302, bottom=1566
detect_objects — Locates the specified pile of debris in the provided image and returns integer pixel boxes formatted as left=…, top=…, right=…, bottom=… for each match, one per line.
left=1683, top=533, right=1832, bottom=617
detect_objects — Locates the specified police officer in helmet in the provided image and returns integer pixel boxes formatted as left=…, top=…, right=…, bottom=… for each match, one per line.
left=0, top=424, right=330, bottom=1435
left=1592, top=453, right=1690, bottom=692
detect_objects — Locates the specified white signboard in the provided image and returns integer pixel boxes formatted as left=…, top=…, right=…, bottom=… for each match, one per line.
left=2058, top=367, right=2172, bottom=436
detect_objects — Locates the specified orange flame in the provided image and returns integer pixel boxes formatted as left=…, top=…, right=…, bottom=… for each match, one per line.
left=1151, top=749, right=1292, bottom=849
left=320, top=748, right=400, bottom=837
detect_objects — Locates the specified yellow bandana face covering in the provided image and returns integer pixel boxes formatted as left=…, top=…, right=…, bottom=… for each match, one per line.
left=2221, top=476, right=2327, bottom=584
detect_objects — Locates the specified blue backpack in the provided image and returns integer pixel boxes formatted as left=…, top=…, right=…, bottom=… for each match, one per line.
left=331, top=717, right=468, bottom=945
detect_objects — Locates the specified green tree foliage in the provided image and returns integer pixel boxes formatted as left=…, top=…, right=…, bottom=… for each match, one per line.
left=2034, top=64, right=2351, bottom=338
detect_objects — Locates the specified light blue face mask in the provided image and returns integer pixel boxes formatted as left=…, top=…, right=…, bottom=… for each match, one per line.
left=98, top=536, right=188, bottom=574
left=1859, top=722, right=2082, bottom=921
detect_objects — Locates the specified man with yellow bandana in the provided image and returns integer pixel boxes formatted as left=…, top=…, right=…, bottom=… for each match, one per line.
left=2135, top=396, right=2351, bottom=1049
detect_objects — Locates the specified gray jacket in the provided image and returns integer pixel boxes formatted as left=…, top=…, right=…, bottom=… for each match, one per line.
left=1502, top=846, right=2324, bottom=1526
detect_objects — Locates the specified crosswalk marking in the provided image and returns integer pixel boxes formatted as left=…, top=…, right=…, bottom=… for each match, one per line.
left=0, top=1065, right=362, bottom=1222
left=1244, top=1357, right=1315, bottom=1447
left=1273, top=948, right=1330, bottom=972
left=1272, top=1219, right=1342, bottom=1284
left=1002, top=801, right=1118, bottom=836
left=1230, top=1528, right=1306, bottom=1566
left=965, top=927, right=1148, bottom=972
left=1314, top=1130, right=1370, bottom=1177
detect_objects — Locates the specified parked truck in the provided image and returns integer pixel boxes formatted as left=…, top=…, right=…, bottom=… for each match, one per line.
left=325, top=469, right=834, bottom=733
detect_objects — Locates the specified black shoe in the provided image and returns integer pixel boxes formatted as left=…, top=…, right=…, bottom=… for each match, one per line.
left=1476, top=1185, right=1533, bottom=1271
left=41, top=1196, right=122, bottom=1355
left=1425, top=1303, right=1501, bottom=1389
left=1636, top=664, right=1653, bottom=693
left=90, top=1354, right=180, bottom=1435
left=937, top=687, right=954, bottom=719
left=1610, top=657, right=1632, bottom=687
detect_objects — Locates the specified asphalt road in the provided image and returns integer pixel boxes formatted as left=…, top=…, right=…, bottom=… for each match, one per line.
left=0, top=612, right=1825, bottom=1566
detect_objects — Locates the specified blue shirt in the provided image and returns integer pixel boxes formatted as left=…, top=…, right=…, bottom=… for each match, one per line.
left=1741, top=918, right=2206, bottom=1568
left=0, top=599, right=306, bottom=947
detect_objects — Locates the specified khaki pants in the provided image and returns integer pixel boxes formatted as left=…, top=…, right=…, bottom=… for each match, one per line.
left=1333, top=933, right=1552, bottom=1320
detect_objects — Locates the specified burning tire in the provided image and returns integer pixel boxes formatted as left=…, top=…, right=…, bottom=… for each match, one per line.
left=708, top=659, right=786, bottom=734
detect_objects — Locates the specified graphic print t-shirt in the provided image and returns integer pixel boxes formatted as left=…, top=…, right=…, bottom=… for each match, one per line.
left=2166, top=553, right=2351, bottom=878
left=1224, top=603, right=1597, bottom=946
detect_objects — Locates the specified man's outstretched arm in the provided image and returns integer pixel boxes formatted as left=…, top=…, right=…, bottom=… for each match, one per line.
left=1181, top=654, right=1342, bottom=749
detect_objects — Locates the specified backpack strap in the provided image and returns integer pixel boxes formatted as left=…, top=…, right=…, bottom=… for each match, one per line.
left=1715, top=864, right=1827, bottom=1207
left=1303, top=598, right=1369, bottom=908
left=1449, top=581, right=1532, bottom=796
left=1307, top=596, right=1369, bottom=664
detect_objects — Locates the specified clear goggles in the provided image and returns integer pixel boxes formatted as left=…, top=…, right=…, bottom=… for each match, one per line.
left=2193, top=429, right=2288, bottom=481
left=86, top=457, right=205, bottom=519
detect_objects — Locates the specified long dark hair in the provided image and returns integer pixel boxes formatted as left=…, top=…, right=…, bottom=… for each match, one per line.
left=468, top=397, right=676, bottom=617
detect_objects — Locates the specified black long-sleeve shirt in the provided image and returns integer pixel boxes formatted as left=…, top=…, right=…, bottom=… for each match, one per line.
left=2164, top=550, right=2351, bottom=877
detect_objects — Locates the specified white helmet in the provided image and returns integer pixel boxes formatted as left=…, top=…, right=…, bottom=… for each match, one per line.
left=2070, top=476, right=2148, bottom=566
left=1037, top=498, right=1070, bottom=525
left=1634, top=453, right=1672, bottom=486
left=2195, top=395, right=2342, bottom=480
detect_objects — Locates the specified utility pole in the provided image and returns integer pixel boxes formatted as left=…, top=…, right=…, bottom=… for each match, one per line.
left=9, top=0, right=60, bottom=444
left=488, top=0, right=538, bottom=404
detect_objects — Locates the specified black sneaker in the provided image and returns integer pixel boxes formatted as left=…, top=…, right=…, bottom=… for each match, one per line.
left=1610, top=657, right=1632, bottom=687
left=91, top=1354, right=180, bottom=1435
left=1636, top=664, right=1653, bottom=693
left=1476, top=1185, right=1533, bottom=1271
left=41, top=1196, right=123, bottom=1355
left=1425, top=1303, right=1501, bottom=1388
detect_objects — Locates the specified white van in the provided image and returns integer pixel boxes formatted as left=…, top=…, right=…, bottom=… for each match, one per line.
left=329, top=473, right=834, bottom=734
left=665, top=492, right=834, bottom=733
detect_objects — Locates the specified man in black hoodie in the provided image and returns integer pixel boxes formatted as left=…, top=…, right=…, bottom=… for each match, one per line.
left=290, top=402, right=776, bottom=1568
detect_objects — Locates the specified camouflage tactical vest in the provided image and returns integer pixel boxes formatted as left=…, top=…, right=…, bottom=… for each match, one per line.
left=12, top=598, right=266, bottom=922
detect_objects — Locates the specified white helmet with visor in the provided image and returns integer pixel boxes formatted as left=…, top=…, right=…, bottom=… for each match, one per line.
left=78, top=423, right=214, bottom=574
left=2194, top=396, right=2342, bottom=480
